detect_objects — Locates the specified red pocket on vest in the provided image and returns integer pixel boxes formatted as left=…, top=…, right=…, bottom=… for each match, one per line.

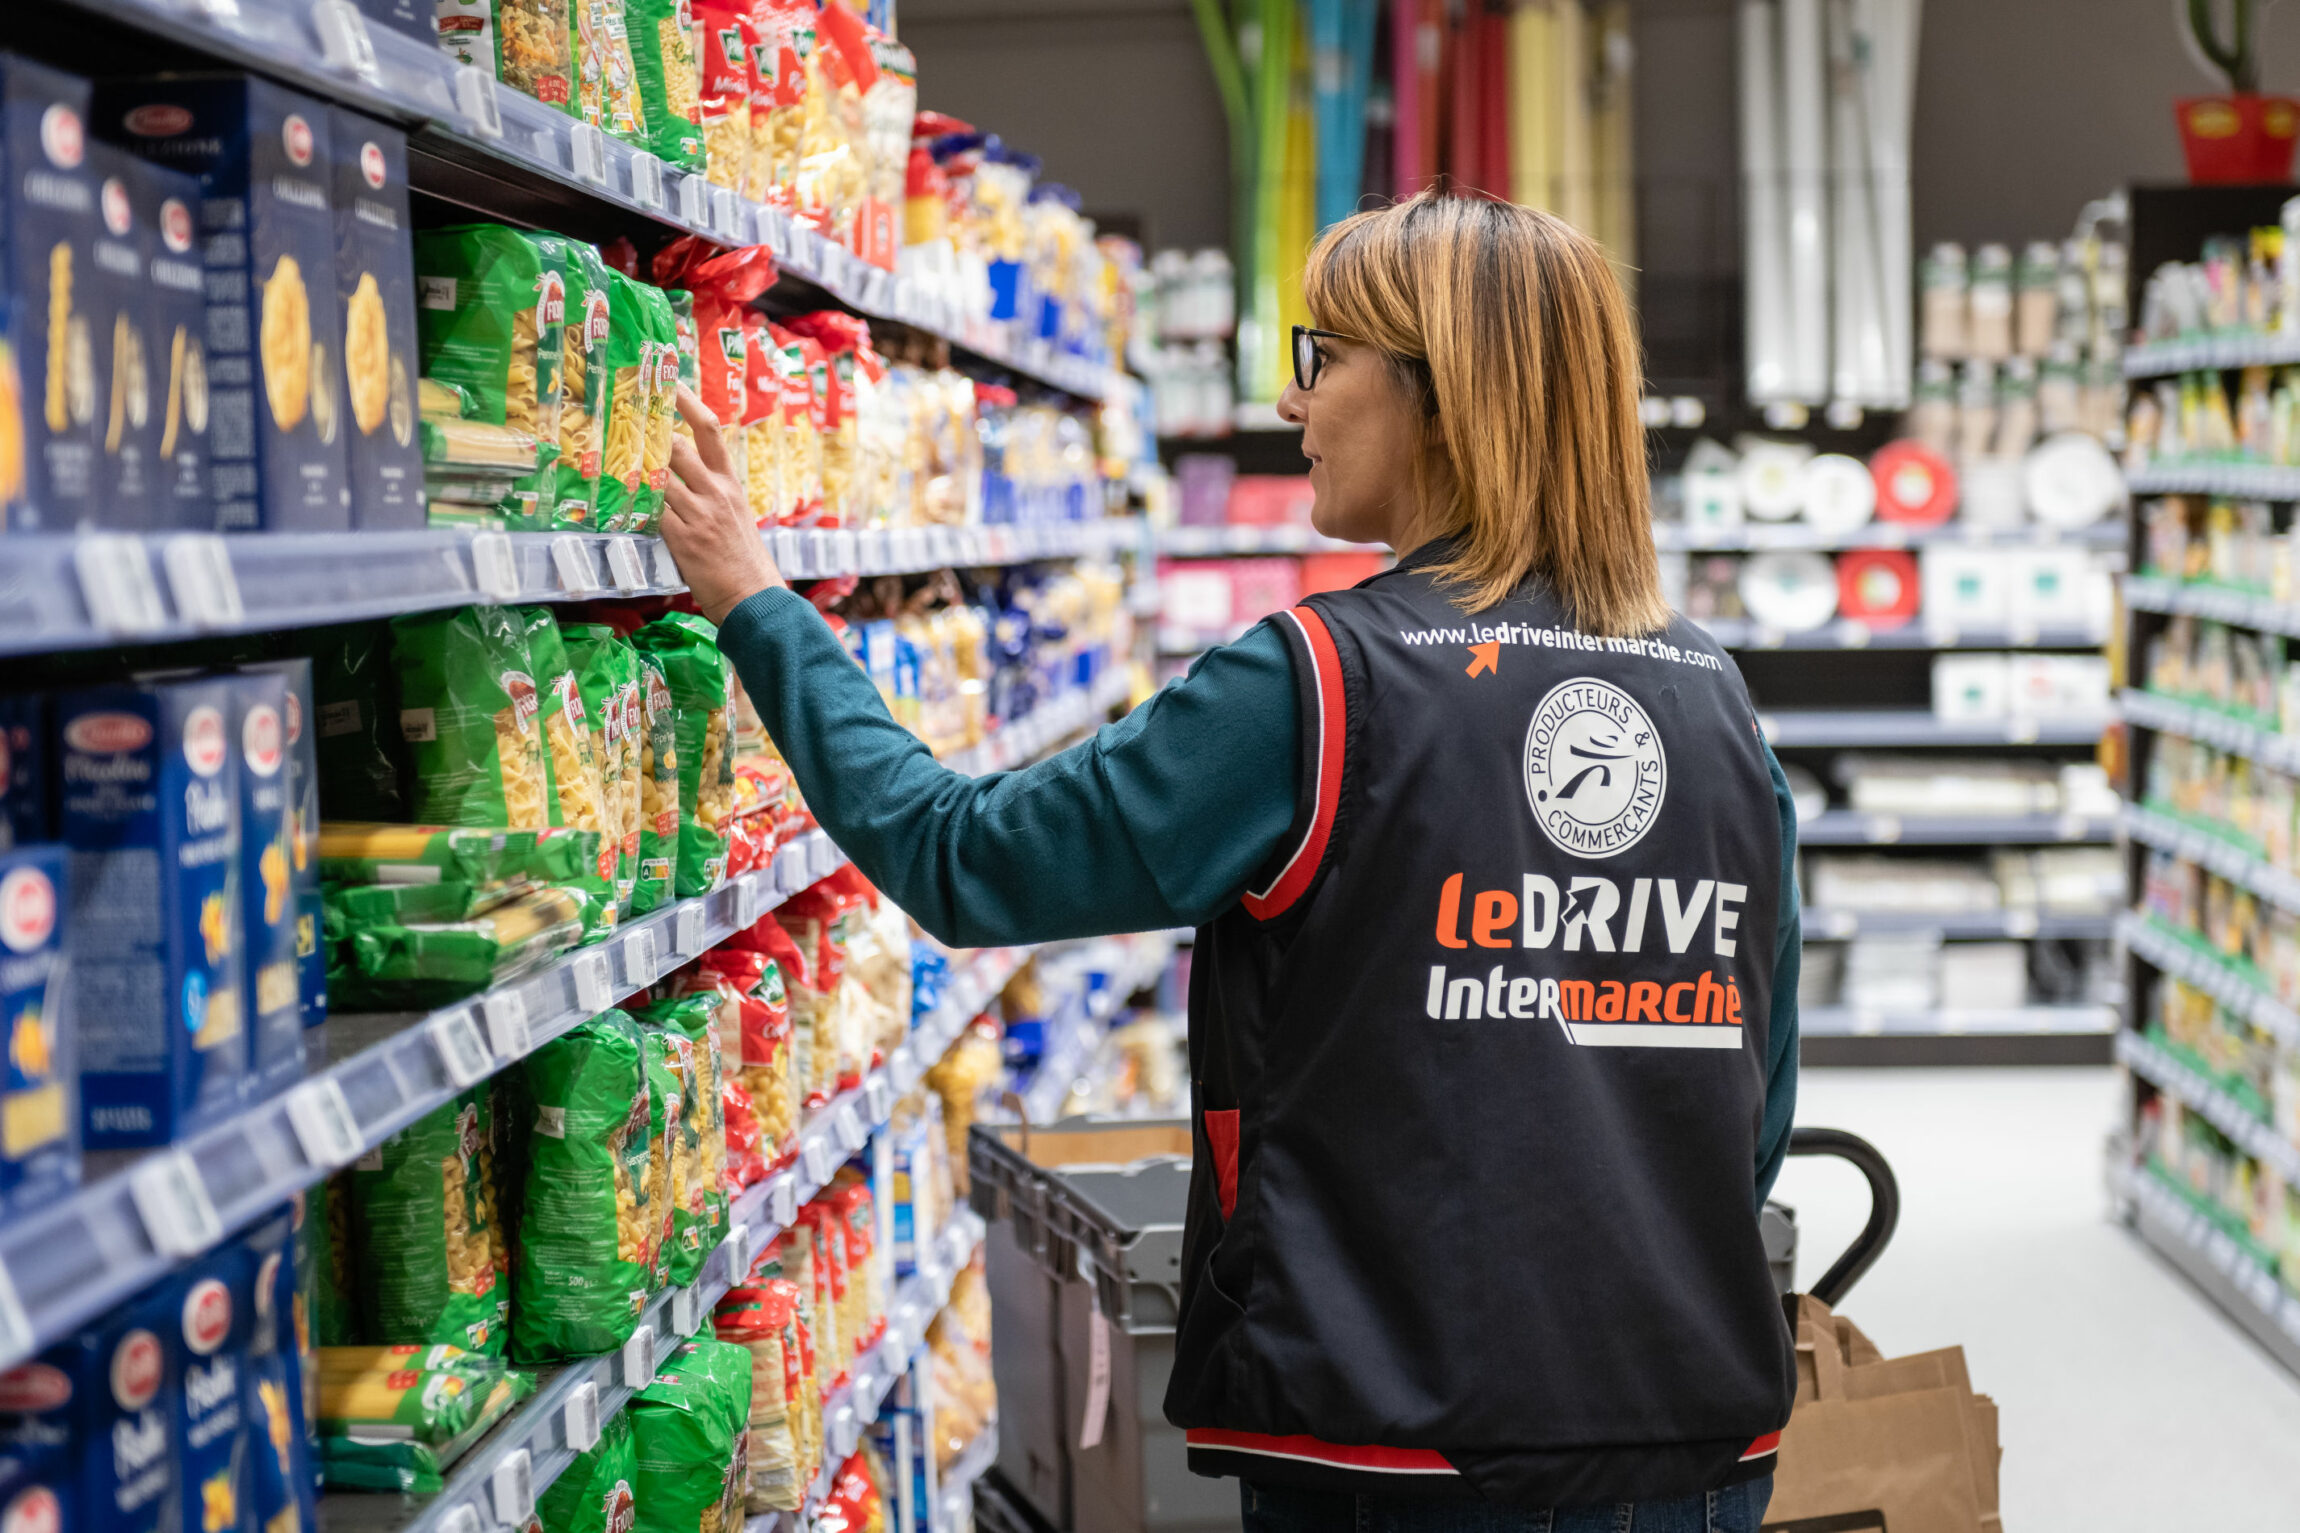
left=1204, top=1109, right=1240, bottom=1220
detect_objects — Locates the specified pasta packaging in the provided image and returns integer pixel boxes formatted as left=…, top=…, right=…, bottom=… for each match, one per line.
left=712, top=1280, right=804, bottom=1511
left=635, top=280, right=680, bottom=531
left=309, top=1172, right=360, bottom=1346
left=240, top=657, right=328, bottom=1032
left=639, top=994, right=728, bottom=1284
left=167, top=1246, right=255, bottom=1533
left=246, top=1209, right=319, bottom=1533
left=225, top=670, right=307, bottom=1098
left=597, top=267, right=655, bottom=531
left=632, top=613, right=735, bottom=897
left=695, top=2, right=755, bottom=197
left=668, top=288, right=700, bottom=457
left=318, top=820, right=597, bottom=891
left=94, top=74, right=352, bottom=528
left=336, top=885, right=587, bottom=1007
left=348, top=1091, right=510, bottom=1355
left=519, top=606, right=622, bottom=933
left=0, top=846, right=72, bottom=1223
left=564, top=624, right=643, bottom=919
left=391, top=604, right=556, bottom=831
left=85, top=143, right=161, bottom=529
left=555, top=242, right=615, bottom=527
left=600, top=0, right=651, bottom=141
left=538, top=1408, right=638, bottom=1533
left=412, top=225, right=567, bottom=527
left=626, top=0, right=707, bottom=171
left=318, top=1366, right=535, bottom=1490
left=134, top=155, right=211, bottom=529
left=631, top=1338, right=753, bottom=1533
left=438, top=0, right=576, bottom=113
left=513, top=1010, right=658, bottom=1360
left=4, top=59, right=99, bottom=529
left=316, top=1343, right=499, bottom=1375
left=328, top=109, right=425, bottom=529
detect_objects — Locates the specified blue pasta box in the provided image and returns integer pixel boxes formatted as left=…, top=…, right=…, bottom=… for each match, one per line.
left=167, top=1248, right=250, bottom=1533
left=240, top=1211, right=313, bottom=1533
left=237, top=661, right=322, bottom=1029
left=223, top=673, right=301, bottom=1101
left=0, top=1282, right=171, bottom=1533
left=59, top=680, right=247, bottom=1148
left=0, top=696, right=48, bottom=849
left=136, top=156, right=210, bottom=531
left=328, top=109, right=421, bottom=530
left=84, top=143, right=157, bottom=529
left=0, top=845, right=73, bottom=1221
left=93, top=76, right=349, bottom=531
left=1, top=55, right=100, bottom=530
left=0, top=1449, right=69, bottom=1533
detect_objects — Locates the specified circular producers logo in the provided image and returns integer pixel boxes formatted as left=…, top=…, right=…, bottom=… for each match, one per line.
left=162, top=199, right=194, bottom=253
left=283, top=115, right=314, bottom=166
left=39, top=105, right=83, bottom=168
left=242, top=702, right=282, bottom=777
left=101, top=178, right=131, bottom=236
left=1522, top=678, right=1666, bottom=860
left=182, top=1277, right=231, bottom=1355
left=0, top=867, right=56, bottom=954
left=361, top=141, right=386, bottom=188
left=111, top=1329, right=162, bottom=1410
left=183, top=705, right=226, bottom=777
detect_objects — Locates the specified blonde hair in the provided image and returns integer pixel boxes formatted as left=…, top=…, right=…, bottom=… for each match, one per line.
left=1302, top=192, right=1667, bottom=636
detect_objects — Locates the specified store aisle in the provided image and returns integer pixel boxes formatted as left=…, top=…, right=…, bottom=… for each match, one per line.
left=1777, top=1067, right=2300, bottom=1527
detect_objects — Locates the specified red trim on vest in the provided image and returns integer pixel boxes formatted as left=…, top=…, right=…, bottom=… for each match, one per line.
left=1185, top=1428, right=1457, bottom=1474
left=1203, top=1109, right=1240, bottom=1219
left=1740, top=1431, right=1781, bottom=1460
left=1243, top=606, right=1345, bottom=920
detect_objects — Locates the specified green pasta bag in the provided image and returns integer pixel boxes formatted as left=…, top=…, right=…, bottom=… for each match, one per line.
left=632, top=651, right=681, bottom=914
left=538, top=1408, right=637, bottom=1533
left=413, top=227, right=568, bottom=526
left=520, top=607, right=622, bottom=936
left=640, top=1030, right=684, bottom=1294
left=391, top=605, right=554, bottom=830
left=318, top=1367, right=536, bottom=1490
left=349, top=1091, right=509, bottom=1356
left=514, top=1010, right=657, bottom=1360
left=318, top=822, right=594, bottom=891
left=640, top=994, right=727, bottom=1286
left=666, top=288, right=699, bottom=458
left=311, top=621, right=410, bottom=822
left=631, top=1339, right=751, bottom=1533
left=636, top=1016, right=700, bottom=1289
left=631, top=614, right=734, bottom=897
left=626, top=0, right=706, bottom=170
left=565, top=625, right=642, bottom=919
left=307, top=1173, right=362, bottom=1348
left=597, top=270, right=655, bottom=532
left=340, top=885, right=588, bottom=1008
left=554, top=244, right=614, bottom=527
left=632, top=283, right=680, bottom=533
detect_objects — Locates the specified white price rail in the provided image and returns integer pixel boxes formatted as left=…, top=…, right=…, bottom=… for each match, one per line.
left=2115, top=1032, right=2300, bottom=1184
left=2119, top=688, right=2300, bottom=777
left=2119, top=913, right=2300, bottom=1051
left=2115, top=1164, right=2300, bottom=1377
left=2124, top=803, right=2300, bottom=920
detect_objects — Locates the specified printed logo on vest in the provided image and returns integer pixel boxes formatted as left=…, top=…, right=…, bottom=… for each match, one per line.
left=1523, top=679, right=1666, bottom=858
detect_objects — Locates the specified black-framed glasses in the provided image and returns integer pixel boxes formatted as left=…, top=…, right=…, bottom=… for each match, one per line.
left=1292, top=325, right=1356, bottom=391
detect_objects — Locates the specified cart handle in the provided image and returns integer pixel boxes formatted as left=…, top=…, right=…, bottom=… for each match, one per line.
left=1786, top=1127, right=1900, bottom=1307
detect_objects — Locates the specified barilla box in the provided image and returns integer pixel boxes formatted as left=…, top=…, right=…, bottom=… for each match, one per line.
left=58, top=679, right=247, bottom=1149
left=136, top=157, right=211, bottom=530
left=0, top=696, right=48, bottom=849
left=241, top=1210, right=313, bottom=1533
left=0, top=845, right=74, bottom=1222
left=166, top=1248, right=250, bottom=1533
left=2, top=56, right=100, bottom=529
left=93, top=76, right=350, bottom=531
left=327, top=109, right=421, bottom=530
left=223, top=673, right=301, bottom=1101
left=84, top=143, right=156, bottom=529
left=0, top=1282, right=172, bottom=1533
left=237, top=661, right=322, bottom=1029
left=0, top=1451, right=69, bottom=1533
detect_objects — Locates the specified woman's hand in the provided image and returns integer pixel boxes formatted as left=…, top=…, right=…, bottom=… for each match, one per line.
left=662, top=385, right=785, bottom=624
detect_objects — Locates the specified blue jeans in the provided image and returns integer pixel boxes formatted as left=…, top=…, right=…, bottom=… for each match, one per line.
left=1239, top=1477, right=1774, bottom=1533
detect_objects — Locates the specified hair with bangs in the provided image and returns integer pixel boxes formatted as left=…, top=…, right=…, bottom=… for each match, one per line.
left=1302, top=192, right=1667, bottom=636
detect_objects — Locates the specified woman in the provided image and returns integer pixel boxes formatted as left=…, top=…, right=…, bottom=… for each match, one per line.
left=662, top=192, right=1801, bottom=1531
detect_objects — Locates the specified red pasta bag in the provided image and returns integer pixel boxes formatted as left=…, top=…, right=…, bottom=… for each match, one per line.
left=722, top=1075, right=765, bottom=1191
left=651, top=238, right=778, bottom=429
left=693, top=2, right=757, bottom=198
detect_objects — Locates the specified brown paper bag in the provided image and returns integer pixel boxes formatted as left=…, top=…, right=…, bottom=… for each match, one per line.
left=1763, top=1297, right=2002, bottom=1533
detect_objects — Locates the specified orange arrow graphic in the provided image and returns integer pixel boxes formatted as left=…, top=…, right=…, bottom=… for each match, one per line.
left=1465, top=642, right=1499, bottom=678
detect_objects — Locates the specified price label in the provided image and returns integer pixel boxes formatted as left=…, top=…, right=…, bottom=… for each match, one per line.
left=571, top=951, right=614, bottom=1014
left=469, top=531, right=520, bottom=600
left=829, top=1402, right=859, bottom=1460
left=810, top=835, right=843, bottom=881
left=770, top=1176, right=798, bottom=1228
left=652, top=541, right=681, bottom=589
left=724, top=1220, right=751, bottom=1277
left=0, top=1261, right=35, bottom=1370
left=438, top=1504, right=481, bottom=1533
left=711, top=187, right=746, bottom=242
left=477, top=990, right=531, bottom=1062
left=810, top=529, right=839, bottom=575
left=670, top=1284, right=701, bottom=1337
left=628, top=150, right=665, bottom=211
left=888, top=1049, right=920, bottom=1094
left=311, top=0, right=382, bottom=83
left=491, top=1448, right=535, bottom=1528
left=130, top=1151, right=222, bottom=1258
left=834, top=1102, right=867, bottom=1152
left=802, top=1134, right=836, bottom=1187
left=673, top=901, right=707, bottom=957
left=2004, top=910, right=2040, bottom=939
left=620, top=927, right=658, bottom=990
left=621, top=1324, right=657, bottom=1388
left=864, top=1076, right=892, bottom=1123
left=75, top=535, right=167, bottom=635
left=452, top=65, right=504, bottom=139
left=570, top=123, right=609, bottom=186
left=551, top=536, right=603, bottom=594
left=676, top=174, right=708, bottom=228
left=162, top=535, right=244, bottom=628
left=562, top=1381, right=601, bottom=1455
left=430, top=1009, right=492, bottom=1086
left=605, top=537, right=648, bottom=592
left=283, top=1078, right=362, bottom=1170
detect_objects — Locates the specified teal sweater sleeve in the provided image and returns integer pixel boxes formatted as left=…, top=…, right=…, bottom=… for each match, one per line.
left=714, top=587, right=1300, bottom=946
left=1753, top=744, right=1802, bottom=1209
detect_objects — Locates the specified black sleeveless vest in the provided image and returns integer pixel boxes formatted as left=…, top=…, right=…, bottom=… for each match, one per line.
left=1167, top=547, right=1796, bottom=1507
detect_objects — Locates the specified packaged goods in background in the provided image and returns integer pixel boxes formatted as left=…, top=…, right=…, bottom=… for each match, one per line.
left=437, top=0, right=575, bottom=113
left=535, top=1406, right=636, bottom=1533
left=138, top=157, right=211, bottom=530
left=97, top=75, right=353, bottom=530
left=0, top=844, right=73, bottom=1223
left=238, top=659, right=326, bottom=1029
left=170, top=1245, right=252, bottom=1533
left=553, top=243, right=613, bottom=528
left=335, top=883, right=586, bottom=1008
left=0, top=696, right=48, bottom=848
left=3, top=57, right=100, bottom=530
left=349, top=1091, right=508, bottom=1355
left=61, top=678, right=247, bottom=1148
left=512, top=1010, right=655, bottom=1360
left=632, top=614, right=734, bottom=896
left=0, top=1282, right=172, bottom=1533
left=307, top=1174, right=358, bottom=1348
left=597, top=268, right=654, bottom=532
left=413, top=226, right=567, bottom=527
left=667, top=289, right=699, bottom=456
left=633, top=281, right=678, bottom=532
left=637, top=994, right=725, bottom=1285
left=224, top=670, right=304, bottom=1100
left=712, top=1281, right=802, bottom=1512
left=517, top=607, right=620, bottom=935
left=624, top=0, right=706, bottom=171
left=630, top=1337, right=751, bottom=1533
left=694, top=3, right=753, bottom=197
left=391, top=604, right=554, bottom=831
left=243, top=1209, right=318, bottom=1533
left=330, top=110, right=424, bottom=529
left=632, top=651, right=679, bottom=914
left=314, top=1343, right=496, bottom=1376
left=634, top=1022, right=680, bottom=1289
left=317, top=1364, right=533, bottom=1490
left=563, top=625, right=640, bottom=917
left=316, top=820, right=596, bottom=892
left=84, top=143, right=159, bottom=529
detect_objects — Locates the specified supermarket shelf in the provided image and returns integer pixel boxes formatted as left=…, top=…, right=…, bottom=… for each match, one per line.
left=1797, top=810, right=2116, bottom=846
left=1010, top=933, right=1186, bottom=1127
left=940, top=666, right=1133, bottom=775
left=1800, top=1004, right=2117, bottom=1037
left=2122, top=334, right=2300, bottom=378
left=47, top=0, right=1119, bottom=403
left=2122, top=573, right=2300, bottom=639
left=2115, top=1031, right=2300, bottom=1184
left=933, top=1424, right=1001, bottom=1533
left=2123, top=461, right=2300, bottom=499
left=1801, top=908, right=2115, bottom=940
left=2112, top=1163, right=2300, bottom=1378
left=0, top=519, right=1141, bottom=658
left=2117, top=688, right=2300, bottom=774
left=1759, top=710, right=2109, bottom=748
left=1654, top=520, right=2125, bottom=553
left=2118, top=912, right=2300, bottom=1050
left=1695, top=617, right=2108, bottom=651
left=1154, top=524, right=1381, bottom=556
left=2124, top=803, right=2300, bottom=918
